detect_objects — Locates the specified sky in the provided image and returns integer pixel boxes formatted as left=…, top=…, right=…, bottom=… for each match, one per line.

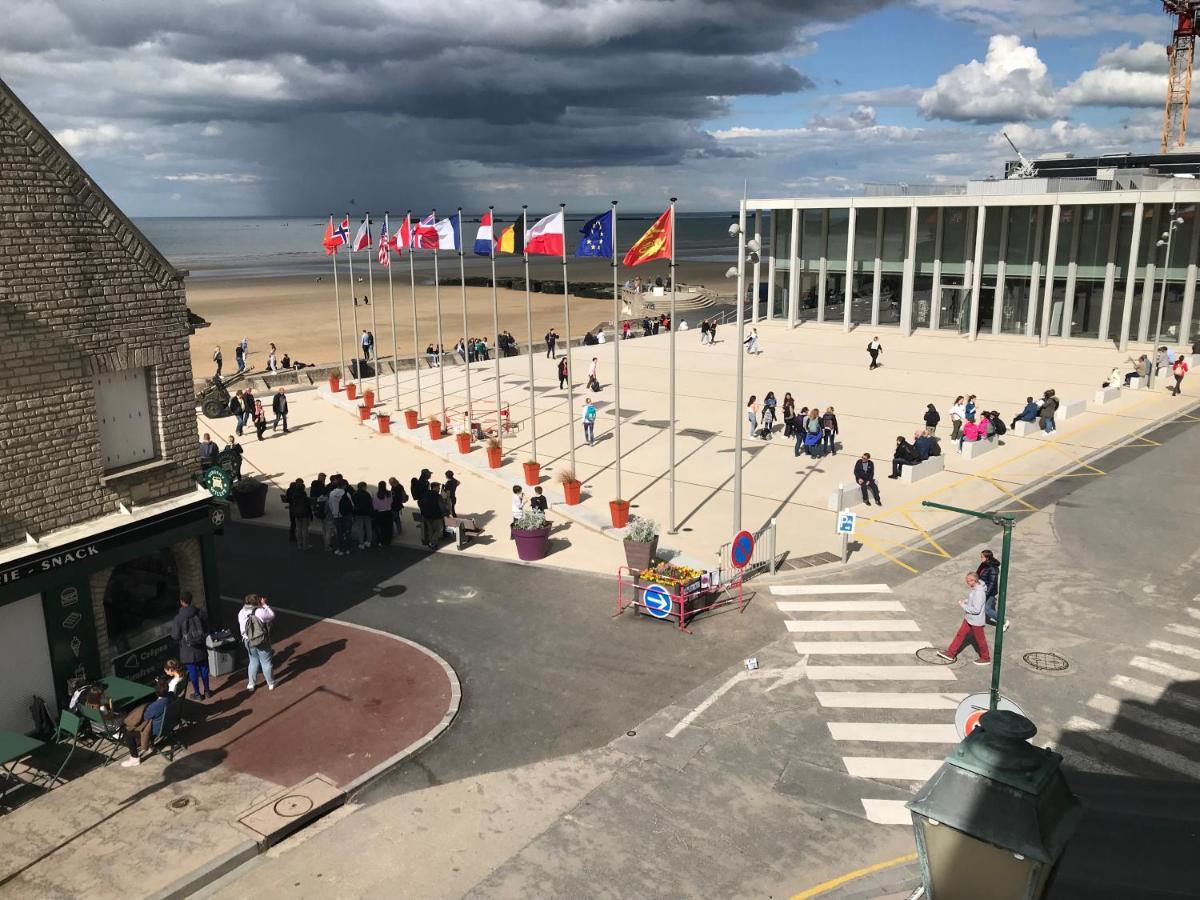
left=0, top=0, right=1175, bottom=216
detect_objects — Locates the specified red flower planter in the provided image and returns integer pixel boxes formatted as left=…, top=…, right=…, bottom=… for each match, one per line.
left=609, top=500, right=630, bottom=528
left=358, top=405, right=371, bottom=421
left=346, top=383, right=358, bottom=401
left=377, top=414, right=391, bottom=434
left=362, top=389, right=375, bottom=409
left=404, top=409, right=419, bottom=429
left=562, top=480, right=581, bottom=505
left=328, top=375, right=341, bottom=393
left=486, top=446, right=502, bottom=469
left=523, top=461, right=541, bottom=486
left=428, top=420, right=443, bottom=440
left=456, top=432, right=472, bottom=454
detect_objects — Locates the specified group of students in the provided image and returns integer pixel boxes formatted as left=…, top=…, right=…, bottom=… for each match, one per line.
left=745, top=392, right=841, bottom=458
left=1106, top=347, right=1190, bottom=396
left=226, top=387, right=290, bottom=439
left=455, top=337, right=492, bottom=362
left=621, top=314, right=672, bottom=340
left=282, top=468, right=462, bottom=553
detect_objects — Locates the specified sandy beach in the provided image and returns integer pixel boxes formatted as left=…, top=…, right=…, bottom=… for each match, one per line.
left=184, top=258, right=730, bottom=378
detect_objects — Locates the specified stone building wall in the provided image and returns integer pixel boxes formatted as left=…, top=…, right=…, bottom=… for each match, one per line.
left=0, top=78, right=197, bottom=548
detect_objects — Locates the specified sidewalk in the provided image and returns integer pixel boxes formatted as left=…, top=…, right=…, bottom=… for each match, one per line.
left=0, top=607, right=458, bottom=899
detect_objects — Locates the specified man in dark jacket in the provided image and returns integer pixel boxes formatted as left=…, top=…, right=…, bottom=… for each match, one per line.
left=913, top=431, right=936, bottom=461
left=923, top=404, right=940, bottom=433
left=285, top=478, right=307, bottom=543
left=198, top=433, right=219, bottom=470
left=977, top=549, right=1007, bottom=629
left=352, top=482, right=374, bottom=549
left=889, top=436, right=920, bottom=478
left=169, top=592, right=210, bottom=700
left=417, top=484, right=445, bottom=549
left=853, top=453, right=881, bottom=505
left=272, top=388, right=290, bottom=433
left=1010, top=397, right=1039, bottom=429
left=229, top=390, right=246, bottom=436
left=410, top=469, right=431, bottom=505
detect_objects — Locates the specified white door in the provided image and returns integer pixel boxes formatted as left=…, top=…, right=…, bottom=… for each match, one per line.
left=0, top=595, right=56, bottom=732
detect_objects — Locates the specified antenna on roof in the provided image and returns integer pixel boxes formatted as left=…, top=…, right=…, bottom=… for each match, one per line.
left=1003, top=131, right=1037, bottom=179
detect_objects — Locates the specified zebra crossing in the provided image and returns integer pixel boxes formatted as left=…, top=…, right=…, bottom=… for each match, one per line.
left=770, top=582, right=965, bottom=826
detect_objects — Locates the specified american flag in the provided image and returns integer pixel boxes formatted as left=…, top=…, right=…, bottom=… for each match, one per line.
left=377, top=220, right=391, bottom=267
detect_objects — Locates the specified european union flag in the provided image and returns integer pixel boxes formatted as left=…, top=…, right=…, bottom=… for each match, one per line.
left=575, top=210, right=614, bottom=259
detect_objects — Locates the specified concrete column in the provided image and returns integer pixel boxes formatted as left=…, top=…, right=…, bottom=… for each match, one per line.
left=1062, top=206, right=1081, bottom=339
left=1179, top=208, right=1200, bottom=345
left=871, top=209, right=884, bottom=326
left=752, top=209, right=763, bottom=324
left=969, top=204, right=986, bottom=340
left=993, top=207, right=1009, bottom=335
left=766, top=210, right=777, bottom=321
left=1027, top=206, right=1045, bottom=339
left=900, top=204, right=918, bottom=336
left=844, top=205, right=856, bottom=333
left=1098, top=204, right=1121, bottom=340
left=817, top=210, right=828, bottom=323
left=787, top=207, right=800, bottom=328
left=1118, top=200, right=1145, bottom=353
left=929, top=207, right=944, bottom=330
left=1138, top=205, right=1162, bottom=343
left=1039, top=203, right=1062, bottom=345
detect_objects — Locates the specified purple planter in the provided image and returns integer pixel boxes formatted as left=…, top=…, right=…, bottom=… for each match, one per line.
left=512, top=527, right=550, bottom=561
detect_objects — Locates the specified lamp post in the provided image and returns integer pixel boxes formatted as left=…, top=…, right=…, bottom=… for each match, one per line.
left=1150, top=205, right=1185, bottom=389
left=726, top=202, right=760, bottom=533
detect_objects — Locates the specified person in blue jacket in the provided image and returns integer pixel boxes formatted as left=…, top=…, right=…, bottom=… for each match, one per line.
left=120, top=680, right=172, bottom=767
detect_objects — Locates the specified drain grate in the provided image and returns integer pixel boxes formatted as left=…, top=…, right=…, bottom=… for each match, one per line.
left=1023, top=651, right=1069, bottom=672
left=916, top=647, right=956, bottom=666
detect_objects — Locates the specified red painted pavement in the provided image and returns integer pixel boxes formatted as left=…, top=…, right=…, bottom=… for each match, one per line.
left=185, top=608, right=454, bottom=788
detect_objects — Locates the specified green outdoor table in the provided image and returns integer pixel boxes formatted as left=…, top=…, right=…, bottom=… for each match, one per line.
left=0, top=730, right=46, bottom=807
left=100, top=676, right=156, bottom=710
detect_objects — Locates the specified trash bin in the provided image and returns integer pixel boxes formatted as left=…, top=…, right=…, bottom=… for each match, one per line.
left=206, top=630, right=238, bottom=677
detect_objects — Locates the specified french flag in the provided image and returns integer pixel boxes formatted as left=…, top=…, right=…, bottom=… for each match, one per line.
left=474, top=211, right=495, bottom=257
left=434, top=213, right=460, bottom=252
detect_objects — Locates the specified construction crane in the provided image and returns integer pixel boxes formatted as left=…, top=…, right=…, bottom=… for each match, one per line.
left=1161, top=1, right=1200, bottom=152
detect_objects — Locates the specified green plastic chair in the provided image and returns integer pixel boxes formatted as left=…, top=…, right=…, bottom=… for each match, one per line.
left=45, top=710, right=84, bottom=788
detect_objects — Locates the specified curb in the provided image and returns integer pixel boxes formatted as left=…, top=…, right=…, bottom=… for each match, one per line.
left=150, top=840, right=260, bottom=900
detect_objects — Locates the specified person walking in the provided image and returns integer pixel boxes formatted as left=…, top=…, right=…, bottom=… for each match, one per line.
left=252, top=400, right=268, bottom=440
left=213, top=346, right=223, bottom=379
left=267, top=342, right=278, bottom=373
left=746, top=395, right=759, bottom=437
left=923, top=403, right=940, bottom=434
left=976, top=549, right=1009, bottom=630
left=235, top=342, right=246, bottom=373
left=745, top=328, right=761, bottom=355
left=229, top=390, right=246, bottom=437
left=949, top=395, right=966, bottom=442
left=582, top=397, right=598, bottom=446
left=854, top=453, right=882, bottom=506
left=272, top=387, right=289, bottom=433
left=587, top=357, right=600, bottom=392
left=1171, top=355, right=1189, bottom=396
left=709, top=320, right=718, bottom=343
left=821, top=406, right=839, bottom=456
left=169, top=592, right=210, bottom=700
left=937, top=573, right=991, bottom=665
left=866, top=336, right=883, bottom=370
left=545, top=328, right=558, bottom=358
left=700, top=319, right=710, bottom=344
left=557, top=356, right=569, bottom=390
left=238, top=594, right=277, bottom=690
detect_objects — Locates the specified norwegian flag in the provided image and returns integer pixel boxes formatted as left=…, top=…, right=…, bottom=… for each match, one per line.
left=377, top=219, right=391, bottom=267
left=351, top=215, right=371, bottom=251
left=394, top=214, right=412, bottom=252
left=414, top=212, right=439, bottom=249
left=322, top=215, right=349, bottom=255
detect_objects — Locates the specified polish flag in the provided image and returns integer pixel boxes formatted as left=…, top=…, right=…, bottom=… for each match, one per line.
left=351, top=216, right=371, bottom=251
left=525, top=210, right=565, bottom=256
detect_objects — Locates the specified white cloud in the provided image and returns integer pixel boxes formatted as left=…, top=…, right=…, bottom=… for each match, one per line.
left=54, top=122, right=139, bottom=154
left=1097, top=41, right=1163, bottom=74
left=991, top=114, right=1160, bottom=156
left=913, top=1, right=1161, bottom=40
left=841, top=86, right=923, bottom=106
left=201, top=122, right=223, bottom=136
left=1060, top=42, right=1164, bottom=108
left=161, top=172, right=263, bottom=184
left=919, top=35, right=1059, bottom=123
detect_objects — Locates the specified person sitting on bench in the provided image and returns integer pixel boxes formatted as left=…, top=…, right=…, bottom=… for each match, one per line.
left=1010, top=397, right=1039, bottom=429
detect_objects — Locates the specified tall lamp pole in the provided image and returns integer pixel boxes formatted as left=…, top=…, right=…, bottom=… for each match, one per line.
left=726, top=201, right=760, bottom=533
left=1151, top=204, right=1185, bottom=389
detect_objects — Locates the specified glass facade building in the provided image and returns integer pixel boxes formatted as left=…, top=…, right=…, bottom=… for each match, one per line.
left=749, top=183, right=1200, bottom=350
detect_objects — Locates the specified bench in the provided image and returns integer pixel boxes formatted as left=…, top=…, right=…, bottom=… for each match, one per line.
left=1012, top=420, right=1039, bottom=436
left=960, top=437, right=998, bottom=460
left=827, top=485, right=860, bottom=511
left=1126, top=376, right=1143, bottom=390
left=899, top=455, right=944, bottom=483
left=445, top=516, right=482, bottom=550
left=1094, top=386, right=1121, bottom=405
left=1055, top=399, right=1086, bottom=423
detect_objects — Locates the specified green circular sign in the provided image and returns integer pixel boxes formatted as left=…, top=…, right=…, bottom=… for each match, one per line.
left=202, top=466, right=233, bottom=500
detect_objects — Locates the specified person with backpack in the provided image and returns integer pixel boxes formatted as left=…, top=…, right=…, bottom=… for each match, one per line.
left=582, top=397, right=598, bottom=446
left=802, top=406, right=823, bottom=457
left=238, top=594, right=276, bottom=691
left=986, top=411, right=1007, bottom=438
left=976, top=549, right=1008, bottom=630
left=1171, top=355, right=1189, bottom=396
left=170, top=592, right=210, bottom=700
left=820, top=406, right=839, bottom=455
left=1037, top=391, right=1059, bottom=433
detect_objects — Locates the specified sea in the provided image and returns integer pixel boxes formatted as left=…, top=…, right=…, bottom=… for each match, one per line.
left=134, top=213, right=740, bottom=280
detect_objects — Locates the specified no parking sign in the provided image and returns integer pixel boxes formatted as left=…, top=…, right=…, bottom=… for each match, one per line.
left=731, top=530, right=755, bottom=569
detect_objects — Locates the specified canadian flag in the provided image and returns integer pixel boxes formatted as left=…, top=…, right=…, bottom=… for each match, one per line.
left=394, top=214, right=412, bottom=251
left=351, top=216, right=371, bottom=251
left=525, top=210, right=565, bottom=256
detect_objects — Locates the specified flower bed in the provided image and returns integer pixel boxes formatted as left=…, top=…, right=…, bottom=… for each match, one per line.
left=638, top=562, right=703, bottom=591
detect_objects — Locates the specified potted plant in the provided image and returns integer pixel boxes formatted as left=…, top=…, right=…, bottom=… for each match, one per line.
left=328, top=374, right=341, bottom=393
left=623, top=515, right=659, bottom=572
left=511, top=508, right=551, bottom=561
left=609, top=499, right=630, bottom=528
left=428, top=417, right=443, bottom=440
left=232, top=475, right=269, bottom=519
left=636, top=560, right=705, bottom=620
left=376, top=412, right=391, bottom=434
left=346, top=382, right=358, bottom=401
left=486, top=436, right=503, bottom=469
left=404, top=409, right=420, bottom=429
left=558, top=468, right=582, bottom=505
left=456, top=430, right=472, bottom=454
left=358, top=404, right=372, bottom=421
left=362, top=388, right=375, bottom=409
left=522, top=459, right=541, bottom=486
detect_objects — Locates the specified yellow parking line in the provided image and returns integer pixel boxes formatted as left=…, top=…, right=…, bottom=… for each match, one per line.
left=855, top=532, right=919, bottom=574
left=791, top=853, right=919, bottom=899
left=1043, top=441, right=1105, bottom=474
left=900, top=510, right=952, bottom=558
left=976, top=475, right=1038, bottom=512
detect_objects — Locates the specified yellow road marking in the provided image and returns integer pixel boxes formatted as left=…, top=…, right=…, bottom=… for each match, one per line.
left=976, top=475, right=1038, bottom=512
left=855, top=533, right=919, bottom=574
left=900, top=510, right=951, bottom=558
left=791, top=853, right=920, bottom=900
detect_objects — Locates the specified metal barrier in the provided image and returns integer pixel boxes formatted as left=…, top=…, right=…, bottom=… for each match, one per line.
left=716, top=516, right=778, bottom=580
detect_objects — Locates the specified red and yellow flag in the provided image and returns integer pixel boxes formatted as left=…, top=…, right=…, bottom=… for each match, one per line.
left=622, top=206, right=673, bottom=267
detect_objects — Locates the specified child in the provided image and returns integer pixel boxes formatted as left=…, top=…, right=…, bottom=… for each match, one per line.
left=530, top=486, right=548, bottom=513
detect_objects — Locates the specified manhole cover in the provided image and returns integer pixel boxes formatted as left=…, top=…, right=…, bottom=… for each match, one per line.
left=273, top=795, right=315, bottom=818
left=916, top=647, right=957, bottom=666
left=626, top=730, right=637, bottom=737
left=168, top=797, right=192, bottom=811
left=1022, top=651, right=1070, bottom=672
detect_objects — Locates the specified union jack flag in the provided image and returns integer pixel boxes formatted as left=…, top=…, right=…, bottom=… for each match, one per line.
left=414, top=212, right=439, bottom=250
left=377, top=220, right=391, bottom=267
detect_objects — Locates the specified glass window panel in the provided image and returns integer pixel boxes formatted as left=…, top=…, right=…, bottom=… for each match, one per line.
left=1071, top=279, right=1103, bottom=339
left=827, top=210, right=849, bottom=273
left=885, top=208, right=911, bottom=266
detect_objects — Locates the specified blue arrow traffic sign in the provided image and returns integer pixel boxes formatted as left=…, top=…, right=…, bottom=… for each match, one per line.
left=643, top=584, right=673, bottom=619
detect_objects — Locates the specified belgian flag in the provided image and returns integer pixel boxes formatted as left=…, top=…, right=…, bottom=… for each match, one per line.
left=495, top=219, right=524, bottom=255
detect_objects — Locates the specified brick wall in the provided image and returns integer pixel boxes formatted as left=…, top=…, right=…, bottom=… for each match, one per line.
left=0, top=80, right=198, bottom=548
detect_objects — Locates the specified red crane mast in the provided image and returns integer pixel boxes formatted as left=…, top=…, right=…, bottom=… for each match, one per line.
left=1162, top=1, right=1200, bottom=151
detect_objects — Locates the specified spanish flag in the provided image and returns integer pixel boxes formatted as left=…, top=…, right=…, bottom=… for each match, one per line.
left=495, top=219, right=525, bottom=255
left=622, top=205, right=673, bottom=267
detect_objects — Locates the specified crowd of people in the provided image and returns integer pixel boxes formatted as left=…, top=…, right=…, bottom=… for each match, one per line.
left=212, top=337, right=308, bottom=380
left=744, top=392, right=841, bottom=459
left=1105, top=346, right=1190, bottom=397
left=221, top=386, right=290, bottom=439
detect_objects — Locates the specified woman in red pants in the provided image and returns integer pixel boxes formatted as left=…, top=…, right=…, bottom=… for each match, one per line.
left=937, top=572, right=991, bottom=665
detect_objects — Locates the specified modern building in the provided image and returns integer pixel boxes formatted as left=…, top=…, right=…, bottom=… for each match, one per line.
left=747, top=169, right=1200, bottom=350
left=0, top=78, right=221, bottom=733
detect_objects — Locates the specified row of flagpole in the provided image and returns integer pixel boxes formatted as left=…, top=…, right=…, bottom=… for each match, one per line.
left=322, top=202, right=678, bottom=531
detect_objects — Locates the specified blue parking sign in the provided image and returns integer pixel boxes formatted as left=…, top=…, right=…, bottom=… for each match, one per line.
left=837, top=512, right=857, bottom=535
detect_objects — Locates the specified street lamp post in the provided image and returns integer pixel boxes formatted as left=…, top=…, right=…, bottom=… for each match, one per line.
left=1151, top=204, right=1185, bottom=389
left=726, top=202, right=760, bottom=533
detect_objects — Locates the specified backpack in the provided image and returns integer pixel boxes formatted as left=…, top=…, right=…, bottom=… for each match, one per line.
left=991, top=418, right=1007, bottom=436
left=821, top=412, right=835, bottom=429
left=243, top=609, right=269, bottom=648
left=338, top=492, right=354, bottom=517
left=183, top=611, right=206, bottom=648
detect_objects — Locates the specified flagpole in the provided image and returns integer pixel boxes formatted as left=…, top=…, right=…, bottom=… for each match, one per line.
left=386, top=211, right=398, bottom=409
left=668, top=197, right=677, bottom=534
left=366, top=212, right=379, bottom=399
left=457, top=207, right=472, bottom=433
left=523, top=205, right=537, bottom=461
left=561, top=203, right=576, bottom=475
left=489, top=206, right=502, bottom=448
left=611, top=201, right=622, bottom=502
left=432, top=208, right=447, bottom=430
left=330, top=215, right=345, bottom=388
left=407, top=210, right=422, bottom=420
left=347, top=212, right=361, bottom=391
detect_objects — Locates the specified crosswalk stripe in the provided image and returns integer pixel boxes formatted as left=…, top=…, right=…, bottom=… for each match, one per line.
left=786, top=620, right=920, bottom=632
left=776, top=601, right=906, bottom=612
left=816, top=691, right=967, bottom=709
left=806, top=665, right=957, bottom=681
left=1087, top=694, right=1200, bottom=745
left=1129, top=656, right=1199, bottom=681
left=1147, top=640, right=1200, bottom=661
left=1108, top=675, right=1200, bottom=715
left=860, top=799, right=911, bottom=825
left=843, top=757, right=942, bottom=781
left=794, top=641, right=928, bottom=656
left=770, top=584, right=893, bottom=595
left=1165, top=624, right=1200, bottom=641
left=1058, top=747, right=1132, bottom=776
left=828, top=722, right=960, bottom=743
left=1064, top=715, right=1200, bottom=779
